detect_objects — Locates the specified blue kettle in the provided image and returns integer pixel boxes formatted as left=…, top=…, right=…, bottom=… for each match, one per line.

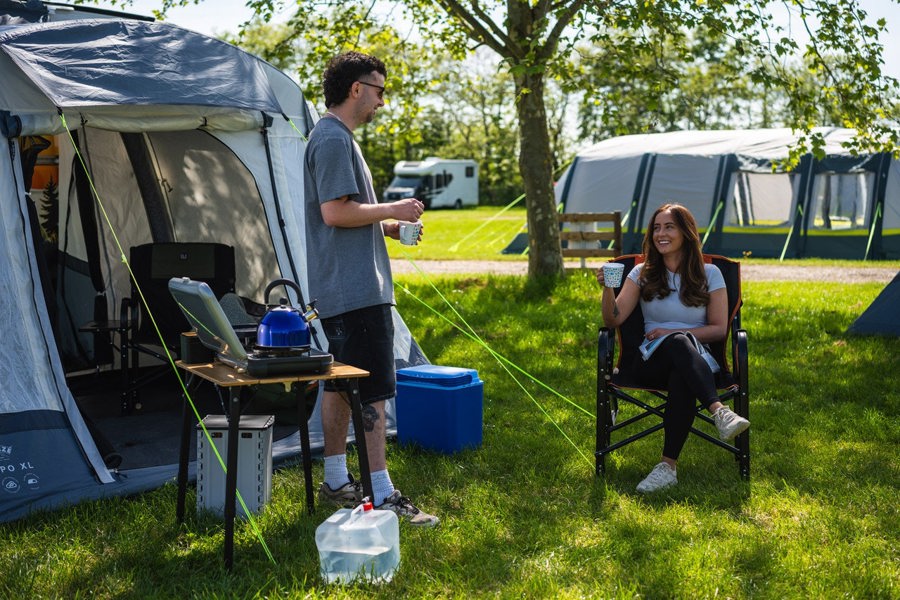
left=256, top=279, right=318, bottom=350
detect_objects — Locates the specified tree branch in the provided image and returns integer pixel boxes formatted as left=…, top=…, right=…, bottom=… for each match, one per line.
left=540, top=0, right=595, bottom=61
left=435, top=0, right=521, bottom=58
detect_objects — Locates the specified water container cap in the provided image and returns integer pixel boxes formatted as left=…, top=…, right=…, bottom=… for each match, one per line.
left=362, top=502, right=373, bottom=511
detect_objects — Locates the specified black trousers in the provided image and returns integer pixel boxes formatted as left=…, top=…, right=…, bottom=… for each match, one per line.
left=634, top=333, right=719, bottom=460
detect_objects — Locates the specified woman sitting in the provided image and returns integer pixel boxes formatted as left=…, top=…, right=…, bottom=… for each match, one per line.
left=597, top=203, right=750, bottom=493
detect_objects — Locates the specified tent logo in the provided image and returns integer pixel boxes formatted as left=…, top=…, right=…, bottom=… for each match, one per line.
left=0, top=445, right=11, bottom=462
left=24, top=473, right=40, bottom=490
left=3, top=477, right=19, bottom=494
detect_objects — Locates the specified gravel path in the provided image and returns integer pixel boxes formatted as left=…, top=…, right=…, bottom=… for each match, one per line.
left=391, top=260, right=899, bottom=283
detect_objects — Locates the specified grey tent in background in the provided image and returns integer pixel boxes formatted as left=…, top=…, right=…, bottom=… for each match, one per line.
left=536, top=129, right=899, bottom=260
left=847, top=273, right=900, bottom=336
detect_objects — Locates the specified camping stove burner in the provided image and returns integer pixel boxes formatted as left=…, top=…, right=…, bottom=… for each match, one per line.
left=251, top=345, right=311, bottom=359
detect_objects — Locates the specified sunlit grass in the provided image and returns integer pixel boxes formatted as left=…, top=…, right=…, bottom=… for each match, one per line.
left=386, top=205, right=528, bottom=261
left=387, top=205, right=900, bottom=273
left=3, top=268, right=897, bottom=598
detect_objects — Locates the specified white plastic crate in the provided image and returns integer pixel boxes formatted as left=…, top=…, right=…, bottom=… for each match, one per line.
left=196, top=414, right=274, bottom=517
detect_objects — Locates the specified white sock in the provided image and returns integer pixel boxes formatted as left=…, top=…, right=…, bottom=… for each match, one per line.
left=324, top=454, right=349, bottom=490
left=370, top=469, right=394, bottom=506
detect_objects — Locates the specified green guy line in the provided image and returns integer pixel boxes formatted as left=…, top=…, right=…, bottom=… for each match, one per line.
left=285, top=115, right=309, bottom=142
left=702, top=200, right=724, bottom=248
left=59, top=112, right=275, bottom=565
left=396, top=277, right=592, bottom=466
left=448, top=192, right=525, bottom=253
left=395, top=254, right=594, bottom=466
left=780, top=204, right=803, bottom=262
left=449, top=160, right=573, bottom=255
left=394, top=255, right=594, bottom=419
left=865, top=203, right=882, bottom=260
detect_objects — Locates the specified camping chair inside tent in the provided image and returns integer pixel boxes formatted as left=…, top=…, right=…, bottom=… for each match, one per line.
left=595, top=254, right=750, bottom=480
left=120, top=242, right=236, bottom=413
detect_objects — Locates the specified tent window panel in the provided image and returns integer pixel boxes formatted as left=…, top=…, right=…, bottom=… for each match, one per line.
left=75, top=129, right=153, bottom=310
left=147, top=131, right=279, bottom=300
left=726, top=172, right=794, bottom=227
left=809, top=172, right=871, bottom=230
left=644, top=156, right=720, bottom=228
left=559, top=156, right=642, bottom=215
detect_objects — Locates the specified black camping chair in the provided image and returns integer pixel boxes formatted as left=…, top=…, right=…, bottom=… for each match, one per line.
left=595, top=254, right=750, bottom=480
left=120, top=242, right=235, bottom=413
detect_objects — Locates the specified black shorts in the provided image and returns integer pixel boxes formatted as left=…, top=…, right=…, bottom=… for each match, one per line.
left=320, top=304, right=396, bottom=404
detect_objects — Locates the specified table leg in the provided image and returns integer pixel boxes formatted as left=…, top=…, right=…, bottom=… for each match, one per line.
left=296, top=383, right=315, bottom=514
left=223, top=387, right=241, bottom=570
left=346, top=379, right=374, bottom=502
left=176, top=375, right=199, bottom=523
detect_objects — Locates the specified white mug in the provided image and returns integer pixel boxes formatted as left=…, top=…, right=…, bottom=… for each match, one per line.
left=602, top=262, right=625, bottom=288
left=399, top=221, right=421, bottom=246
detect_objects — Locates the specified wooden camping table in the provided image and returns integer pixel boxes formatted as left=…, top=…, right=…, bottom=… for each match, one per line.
left=174, top=360, right=369, bottom=570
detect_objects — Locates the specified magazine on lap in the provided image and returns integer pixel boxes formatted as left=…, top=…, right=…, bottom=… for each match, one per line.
left=639, top=331, right=720, bottom=373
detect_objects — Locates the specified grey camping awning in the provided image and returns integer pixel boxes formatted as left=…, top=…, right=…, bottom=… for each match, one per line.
left=0, top=18, right=283, bottom=114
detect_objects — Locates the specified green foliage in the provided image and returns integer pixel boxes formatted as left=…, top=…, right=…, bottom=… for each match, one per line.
left=573, top=1, right=900, bottom=155
left=2, top=272, right=898, bottom=597
left=217, top=4, right=525, bottom=204
left=422, top=49, right=524, bottom=205
left=100, top=0, right=900, bottom=276
left=574, top=26, right=792, bottom=138
left=39, top=176, right=59, bottom=243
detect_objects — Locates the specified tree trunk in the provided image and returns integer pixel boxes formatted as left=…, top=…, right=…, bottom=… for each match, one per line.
left=514, top=70, right=564, bottom=278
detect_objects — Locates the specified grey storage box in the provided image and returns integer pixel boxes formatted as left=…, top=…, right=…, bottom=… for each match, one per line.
left=197, top=414, right=274, bottom=517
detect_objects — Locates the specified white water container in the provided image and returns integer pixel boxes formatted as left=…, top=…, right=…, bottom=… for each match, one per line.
left=315, top=502, right=400, bottom=584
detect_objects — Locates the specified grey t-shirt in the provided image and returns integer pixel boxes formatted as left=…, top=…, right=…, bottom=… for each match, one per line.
left=303, top=117, right=394, bottom=319
left=627, top=263, right=725, bottom=333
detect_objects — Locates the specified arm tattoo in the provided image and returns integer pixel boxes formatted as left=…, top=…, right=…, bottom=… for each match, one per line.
left=362, top=404, right=379, bottom=432
left=612, top=305, right=619, bottom=318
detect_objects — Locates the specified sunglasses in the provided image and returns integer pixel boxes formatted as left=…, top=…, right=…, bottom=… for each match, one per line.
left=357, top=80, right=385, bottom=99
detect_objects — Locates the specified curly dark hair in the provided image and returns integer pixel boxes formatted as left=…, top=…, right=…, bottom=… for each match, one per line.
left=322, top=51, right=387, bottom=108
left=639, top=203, right=710, bottom=307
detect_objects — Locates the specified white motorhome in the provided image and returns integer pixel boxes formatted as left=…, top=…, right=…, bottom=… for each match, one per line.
left=383, top=157, right=478, bottom=209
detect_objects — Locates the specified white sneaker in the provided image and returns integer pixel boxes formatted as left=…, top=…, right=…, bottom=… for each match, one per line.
left=636, top=462, right=677, bottom=493
left=713, top=406, right=750, bottom=441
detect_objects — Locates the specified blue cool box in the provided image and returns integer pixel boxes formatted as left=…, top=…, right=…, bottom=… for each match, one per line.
left=395, top=365, right=483, bottom=453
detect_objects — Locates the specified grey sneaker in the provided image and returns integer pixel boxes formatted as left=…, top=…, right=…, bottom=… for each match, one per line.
left=636, top=462, right=677, bottom=493
left=714, top=406, right=750, bottom=441
left=318, top=474, right=363, bottom=508
left=376, top=490, right=440, bottom=527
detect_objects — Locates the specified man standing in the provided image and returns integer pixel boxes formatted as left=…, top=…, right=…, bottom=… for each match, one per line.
left=303, top=51, right=438, bottom=527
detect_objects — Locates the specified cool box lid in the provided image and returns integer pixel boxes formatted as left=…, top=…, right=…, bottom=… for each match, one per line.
left=396, top=364, right=480, bottom=387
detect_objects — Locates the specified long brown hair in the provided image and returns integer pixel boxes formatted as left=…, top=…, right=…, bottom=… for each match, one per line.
left=639, top=203, right=710, bottom=307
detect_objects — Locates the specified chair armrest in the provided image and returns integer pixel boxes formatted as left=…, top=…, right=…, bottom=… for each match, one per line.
left=119, top=297, right=137, bottom=329
left=597, top=327, right=615, bottom=380
left=732, top=327, right=749, bottom=392
left=597, top=327, right=619, bottom=429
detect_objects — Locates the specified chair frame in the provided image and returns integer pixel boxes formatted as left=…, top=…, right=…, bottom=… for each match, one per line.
left=119, top=242, right=235, bottom=413
left=595, top=254, right=750, bottom=480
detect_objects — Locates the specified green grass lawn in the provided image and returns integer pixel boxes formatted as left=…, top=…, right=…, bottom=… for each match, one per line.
left=386, top=205, right=529, bottom=260
left=389, top=205, right=900, bottom=271
left=1, top=265, right=897, bottom=598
